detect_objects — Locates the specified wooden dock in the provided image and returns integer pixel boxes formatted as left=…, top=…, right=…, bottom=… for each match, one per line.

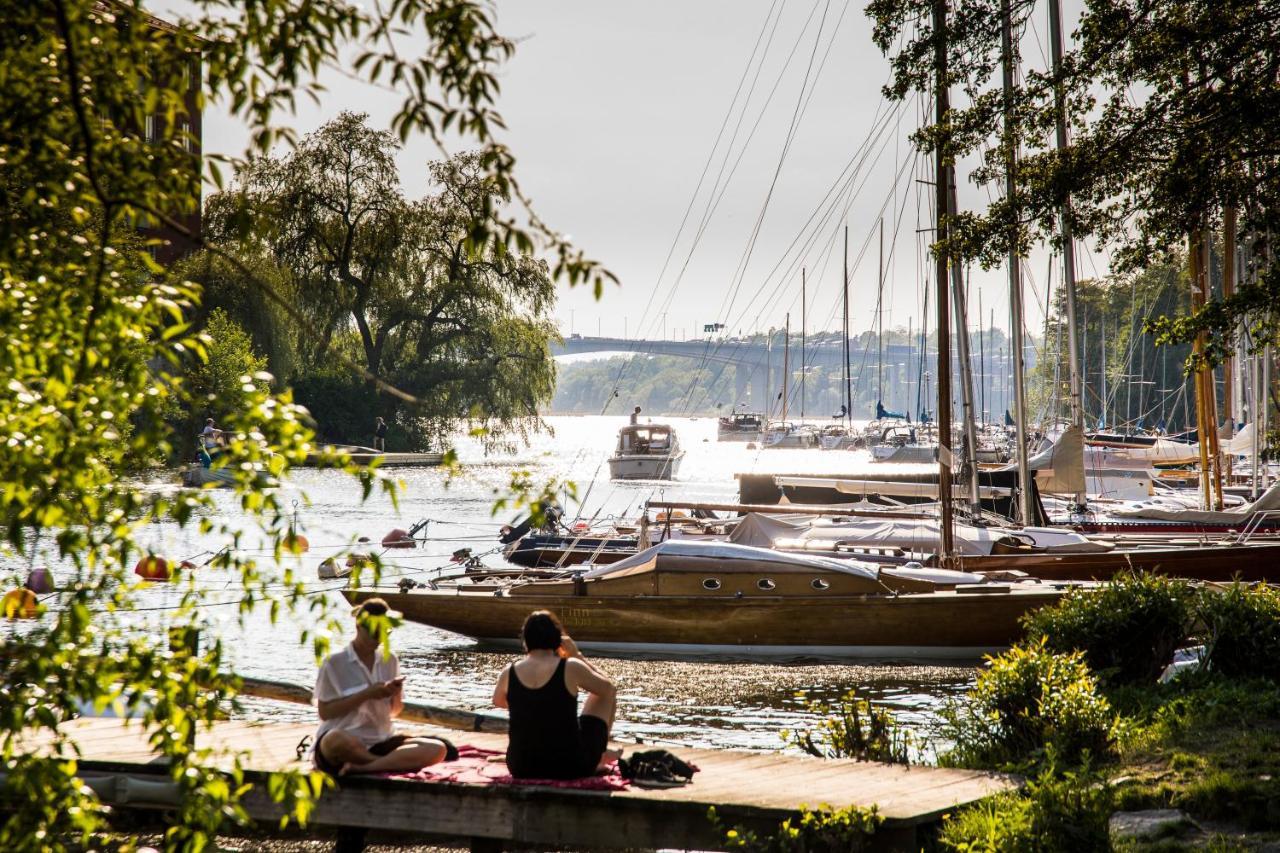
left=28, top=718, right=1015, bottom=851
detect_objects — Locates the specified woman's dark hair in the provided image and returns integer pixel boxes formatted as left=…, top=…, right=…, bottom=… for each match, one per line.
left=522, top=610, right=564, bottom=651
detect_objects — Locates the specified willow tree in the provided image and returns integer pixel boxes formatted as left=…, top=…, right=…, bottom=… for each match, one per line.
left=207, top=113, right=557, bottom=450
left=0, top=1, right=604, bottom=849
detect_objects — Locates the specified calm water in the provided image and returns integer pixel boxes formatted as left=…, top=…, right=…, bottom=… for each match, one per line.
left=7, top=416, right=977, bottom=757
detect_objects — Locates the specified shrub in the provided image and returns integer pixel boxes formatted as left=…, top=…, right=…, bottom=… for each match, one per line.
left=783, top=691, right=910, bottom=764
left=941, top=639, right=1117, bottom=770
left=1021, top=572, right=1194, bottom=685
left=1197, top=583, right=1280, bottom=681
left=938, top=762, right=1113, bottom=853
left=710, top=803, right=882, bottom=852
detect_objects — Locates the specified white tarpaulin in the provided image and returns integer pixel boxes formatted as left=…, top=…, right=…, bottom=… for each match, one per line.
left=1110, top=478, right=1280, bottom=523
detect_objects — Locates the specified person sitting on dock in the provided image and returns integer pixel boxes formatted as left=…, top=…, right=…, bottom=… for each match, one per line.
left=313, top=598, right=456, bottom=776
left=493, top=610, right=620, bottom=779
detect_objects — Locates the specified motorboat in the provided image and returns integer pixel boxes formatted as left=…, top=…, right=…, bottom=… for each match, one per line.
left=717, top=410, right=764, bottom=441
left=608, top=424, right=685, bottom=480
left=348, top=540, right=1086, bottom=659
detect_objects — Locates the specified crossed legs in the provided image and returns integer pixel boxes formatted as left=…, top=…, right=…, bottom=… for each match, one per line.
left=318, top=731, right=450, bottom=776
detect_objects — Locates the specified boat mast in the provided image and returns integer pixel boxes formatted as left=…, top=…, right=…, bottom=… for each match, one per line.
left=948, top=180, right=982, bottom=514
left=801, top=268, right=807, bottom=421
left=932, top=0, right=956, bottom=559
left=1100, top=317, right=1107, bottom=428
left=1048, top=0, right=1086, bottom=507
left=978, top=289, right=986, bottom=422
left=843, top=225, right=852, bottom=426
left=782, top=312, right=790, bottom=423
left=877, top=217, right=885, bottom=407
left=1001, top=0, right=1034, bottom=526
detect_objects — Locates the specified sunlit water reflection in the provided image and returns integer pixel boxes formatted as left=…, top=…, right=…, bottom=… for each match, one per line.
left=4, top=416, right=977, bottom=757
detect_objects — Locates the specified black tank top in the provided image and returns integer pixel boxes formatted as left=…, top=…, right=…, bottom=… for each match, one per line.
left=505, top=658, right=584, bottom=779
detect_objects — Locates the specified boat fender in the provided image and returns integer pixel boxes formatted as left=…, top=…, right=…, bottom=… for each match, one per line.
left=2, top=588, right=39, bottom=619
left=25, top=566, right=54, bottom=594
left=134, top=556, right=171, bottom=582
left=382, top=528, right=416, bottom=549
left=397, top=577, right=419, bottom=592
left=178, top=560, right=198, bottom=573
left=286, top=532, right=310, bottom=553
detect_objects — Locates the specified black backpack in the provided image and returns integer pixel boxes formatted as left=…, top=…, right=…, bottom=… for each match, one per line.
left=618, top=749, right=697, bottom=788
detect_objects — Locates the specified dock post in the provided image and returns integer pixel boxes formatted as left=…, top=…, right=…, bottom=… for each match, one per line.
left=469, top=838, right=503, bottom=853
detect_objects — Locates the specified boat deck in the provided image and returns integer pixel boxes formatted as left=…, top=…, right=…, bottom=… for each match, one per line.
left=29, top=717, right=1016, bottom=851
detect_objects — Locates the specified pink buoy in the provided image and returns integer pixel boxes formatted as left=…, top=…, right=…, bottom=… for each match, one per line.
left=134, top=555, right=171, bottom=581
left=25, top=566, right=54, bottom=594
left=382, top=528, right=415, bottom=549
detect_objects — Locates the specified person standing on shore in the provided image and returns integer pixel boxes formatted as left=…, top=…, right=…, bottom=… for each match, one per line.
left=373, top=417, right=388, bottom=452
left=312, top=598, right=456, bottom=775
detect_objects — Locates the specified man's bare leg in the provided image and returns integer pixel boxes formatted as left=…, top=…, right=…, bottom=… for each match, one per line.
left=340, top=737, right=449, bottom=775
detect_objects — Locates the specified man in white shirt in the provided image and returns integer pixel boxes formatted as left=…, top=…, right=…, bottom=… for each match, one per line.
left=313, top=598, right=455, bottom=775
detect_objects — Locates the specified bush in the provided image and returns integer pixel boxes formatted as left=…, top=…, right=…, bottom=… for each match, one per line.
left=1197, top=583, right=1280, bottom=681
left=1021, top=572, right=1194, bottom=685
left=710, top=803, right=882, bottom=852
left=783, top=691, right=910, bottom=764
left=942, top=639, right=1117, bottom=770
left=289, top=372, right=383, bottom=447
left=938, top=762, right=1113, bottom=853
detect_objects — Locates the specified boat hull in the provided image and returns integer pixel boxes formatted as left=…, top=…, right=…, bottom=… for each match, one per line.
left=958, top=541, right=1280, bottom=582
left=608, top=453, right=683, bottom=480
left=345, top=586, right=1068, bottom=660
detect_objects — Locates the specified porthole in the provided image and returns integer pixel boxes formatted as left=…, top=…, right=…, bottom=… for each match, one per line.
left=757, top=578, right=776, bottom=591
left=811, top=578, right=830, bottom=590
left=702, top=578, right=721, bottom=590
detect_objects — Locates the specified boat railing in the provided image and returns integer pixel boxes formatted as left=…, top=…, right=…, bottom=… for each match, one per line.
left=1234, top=509, right=1280, bottom=545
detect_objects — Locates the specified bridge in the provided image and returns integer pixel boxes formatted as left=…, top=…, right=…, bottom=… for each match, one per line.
left=550, top=335, right=1024, bottom=419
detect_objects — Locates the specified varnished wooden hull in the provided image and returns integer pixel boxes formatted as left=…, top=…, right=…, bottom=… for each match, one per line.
left=344, top=586, right=1071, bottom=660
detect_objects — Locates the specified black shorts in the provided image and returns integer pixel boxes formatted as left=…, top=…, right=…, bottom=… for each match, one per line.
left=313, top=732, right=408, bottom=776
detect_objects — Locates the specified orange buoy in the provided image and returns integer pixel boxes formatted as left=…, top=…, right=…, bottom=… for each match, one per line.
left=285, top=531, right=310, bottom=553
left=382, top=528, right=415, bottom=548
left=25, top=566, right=54, bottom=594
left=2, top=588, right=39, bottom=619
left=134, top=555, right=171, bottom=581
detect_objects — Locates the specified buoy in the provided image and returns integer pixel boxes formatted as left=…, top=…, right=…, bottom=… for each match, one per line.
left=382, top=528, right=415, bottom=549
left=285, top=531, right=310, bottom=553
left=572, top=521, right=590, bottom=533
left=2, top=588, right=39, bottom=619
left=179, top=560, right=198, bottom=572
left=25, top=566, right=54, bottom=594
left=134, top=555, right=171, bottom=581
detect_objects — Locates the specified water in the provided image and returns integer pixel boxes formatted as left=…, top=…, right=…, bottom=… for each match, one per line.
left=8, top=416, right=977, bottom=756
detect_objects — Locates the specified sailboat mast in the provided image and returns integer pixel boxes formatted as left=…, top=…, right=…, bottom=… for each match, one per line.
left=1048, top=0, right=1086, bottom=506
left=932, top=0, right=955, bottom=560
left=783, top=313, right=790, bottom=423
left=978, top=289, right=986, bottom=422
left=843, top=225, right=852, bottom=425
left=948, top=180, right=982, bottom=513
left=878, top=217, right=885, bottom=405
left=801, top=268, right=807, bottom=421
left=1001, top=0, right=1034, bottom=526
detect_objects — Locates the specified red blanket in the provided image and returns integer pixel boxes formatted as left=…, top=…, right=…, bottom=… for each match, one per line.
left=384, top=745, right=630, bottom=791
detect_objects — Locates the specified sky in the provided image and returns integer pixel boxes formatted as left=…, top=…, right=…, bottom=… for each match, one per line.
left=166, top=0, right=1106, bottom=345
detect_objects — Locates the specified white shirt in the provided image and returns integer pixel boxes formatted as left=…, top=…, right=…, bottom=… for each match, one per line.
left=313, top=642, right=399, bottom=751
left=201, top=425, right=219, bottom=450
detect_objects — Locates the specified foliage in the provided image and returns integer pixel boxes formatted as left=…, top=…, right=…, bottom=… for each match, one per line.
left=941, top=640, right=1117, bottom=771
left=938, top=761, right=1114, bottom=853
left=1021, top=573, right=1195, bottom=685
left=0, top=0, right=604, bottom=849
left=1197, top=583, right=1280, bottom=681
left=179, top=308, right=269, bottom=446
left=208, top=114, right=559, bottom=450
left=710, top=803, right=882, bottom=853
left=783, top=690, right=910, bottom=765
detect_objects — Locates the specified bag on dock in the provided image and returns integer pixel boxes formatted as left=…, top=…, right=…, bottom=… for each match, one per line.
left=618, top=749, right=697, bottom=788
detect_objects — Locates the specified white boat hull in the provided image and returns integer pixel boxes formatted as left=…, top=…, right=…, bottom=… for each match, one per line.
left=608, top=453, right=684, bottom=480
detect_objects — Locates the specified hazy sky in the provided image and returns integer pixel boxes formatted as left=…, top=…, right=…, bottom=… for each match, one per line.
left=171, top=0, right=1105, bottom=345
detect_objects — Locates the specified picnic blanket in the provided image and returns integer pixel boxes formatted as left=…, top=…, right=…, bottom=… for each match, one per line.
left=384, top=744, right=630, bottom=791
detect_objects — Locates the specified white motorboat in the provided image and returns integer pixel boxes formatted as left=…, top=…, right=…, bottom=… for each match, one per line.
left=608, top=424, right=685, bottom=480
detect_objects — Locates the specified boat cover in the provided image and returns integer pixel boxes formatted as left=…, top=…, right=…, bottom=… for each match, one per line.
left=994, top=425, right=1086, bottom=495
left=726, top=513, right=1111, bottom=555
left=1109, top=478, right=1280, bottom=523
left=581, top=539, right=881, bottom=580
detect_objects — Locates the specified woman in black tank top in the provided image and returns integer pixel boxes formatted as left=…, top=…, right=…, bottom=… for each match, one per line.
left=494, top=611, right=618, bottom=779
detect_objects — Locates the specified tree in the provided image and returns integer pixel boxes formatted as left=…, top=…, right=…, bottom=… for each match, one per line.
left=0, top=1, right=604, bottom=849
left=209, top=114, right=558, bottom=450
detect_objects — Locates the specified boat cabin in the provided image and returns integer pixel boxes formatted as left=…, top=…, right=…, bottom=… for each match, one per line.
left=616, top=424, right=676, bottom=456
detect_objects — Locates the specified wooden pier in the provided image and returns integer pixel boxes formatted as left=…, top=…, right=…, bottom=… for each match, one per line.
left=27, top=717, right=1015, bottom=851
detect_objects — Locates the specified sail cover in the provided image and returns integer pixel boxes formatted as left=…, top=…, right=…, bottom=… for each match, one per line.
left=581, top=539, right=881, bottom=581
